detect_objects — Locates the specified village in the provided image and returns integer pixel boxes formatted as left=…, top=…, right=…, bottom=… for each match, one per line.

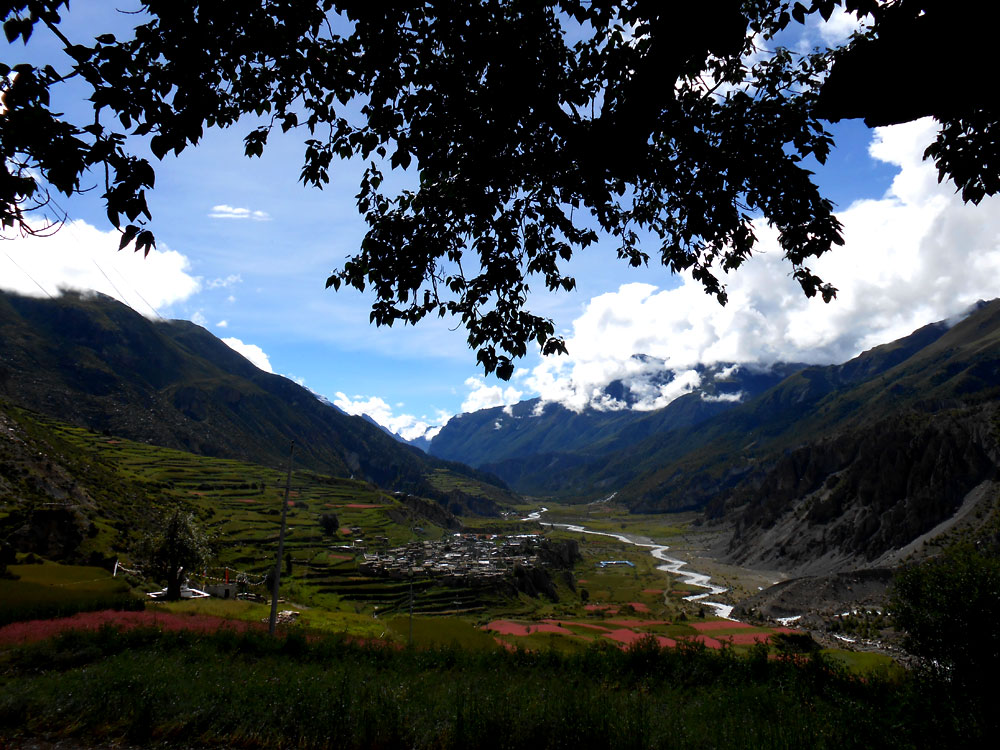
left=358, top=533, right=554, bottom=584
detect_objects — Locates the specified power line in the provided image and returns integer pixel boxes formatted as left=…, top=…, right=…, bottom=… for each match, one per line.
left=91, top=258, right=133, bottom=309
left=2, top=250, right=53, bottom=298
left=112, top=264, right=165, bottom=320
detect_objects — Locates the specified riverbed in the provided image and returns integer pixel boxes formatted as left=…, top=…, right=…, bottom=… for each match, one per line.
left=522, top=507, right=735, bottom=619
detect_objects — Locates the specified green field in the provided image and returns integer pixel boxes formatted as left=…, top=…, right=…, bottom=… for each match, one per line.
left=0, top=561, right=139, bottom=626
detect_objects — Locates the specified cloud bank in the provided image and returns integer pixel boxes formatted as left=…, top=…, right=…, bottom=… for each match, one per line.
left=524, top=119, right=1000, bottom=412
left=0, top=218, right=199, bottom=314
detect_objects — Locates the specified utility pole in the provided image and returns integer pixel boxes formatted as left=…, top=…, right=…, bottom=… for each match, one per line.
left=268, top=441, right=295, bottom=636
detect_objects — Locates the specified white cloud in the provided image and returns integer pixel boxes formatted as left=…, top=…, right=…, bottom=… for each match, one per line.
left=216, top=319, right=228, bottom=328
left=222, top=337, right=274, bottom=373
left=191, top=310, right=208, bottom=327
left=461, top=376, right=523, bottom=413
left=208, top=205, right=271, bottom=221
left=702, top=391, right=743, bottom=404
left=332, top=392, right=448, bottom=442
left=0, top=218, right=199, bottom=315
left=815, top=6, right=864, bottom=45
left=525, top=119, right=1000, bottom=413
left=207, top=274, right=242, bottom=289
left=793, top=5, right=869, bottom=53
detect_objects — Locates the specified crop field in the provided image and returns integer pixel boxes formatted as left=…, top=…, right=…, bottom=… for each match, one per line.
left=0, top=561, right=141, bottom=626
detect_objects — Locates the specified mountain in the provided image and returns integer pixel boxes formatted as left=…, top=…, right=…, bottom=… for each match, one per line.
left=429, top=361, right=805, bottom=483
left=358, top=413, right=433, bottom=453
left=432, top=301, right=1000, bottom=574
left=0, top=291, right=514, bottom=514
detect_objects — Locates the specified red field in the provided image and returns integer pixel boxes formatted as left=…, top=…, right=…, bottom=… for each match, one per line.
left=691, top=620, right=755, bottom=631
left=0, top=610, right=263, bottom=646
left=483, top=616, right=795, bottom=653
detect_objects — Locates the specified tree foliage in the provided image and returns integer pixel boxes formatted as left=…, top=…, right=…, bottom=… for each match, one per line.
left=132, top=510, right=210, bottom=600
left=891, top=544, right=1000, bottom=683
left=1, top=1, right=995, bottom=377
left=319, top=512, right=339, bottom=536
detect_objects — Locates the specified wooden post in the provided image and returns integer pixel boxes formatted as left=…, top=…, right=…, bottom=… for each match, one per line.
left=268, top=441, right=295, bottom=636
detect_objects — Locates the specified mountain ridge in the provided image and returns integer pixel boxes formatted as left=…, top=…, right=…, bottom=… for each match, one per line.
left=0, top=290, right=513, bottom=515
left=429, top=300, right=1000, bottom=573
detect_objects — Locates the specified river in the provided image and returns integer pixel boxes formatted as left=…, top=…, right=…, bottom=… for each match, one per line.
left=522, top=507, right=734, bottom=619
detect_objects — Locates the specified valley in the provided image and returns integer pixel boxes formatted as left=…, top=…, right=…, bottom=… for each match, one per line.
left=2, top=290, right=999, bottom=746
left=0, top=398, right=905, bottom=664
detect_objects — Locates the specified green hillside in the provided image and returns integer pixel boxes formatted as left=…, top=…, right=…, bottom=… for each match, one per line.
left=0, top=290, right=515, bottom=516
left=0, top=401, right=508, bottom=619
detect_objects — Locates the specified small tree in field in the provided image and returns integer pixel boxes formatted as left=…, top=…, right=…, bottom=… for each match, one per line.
left=133, top=510, right=210, bottom=601
left=319, top=512, right=340, bottom=536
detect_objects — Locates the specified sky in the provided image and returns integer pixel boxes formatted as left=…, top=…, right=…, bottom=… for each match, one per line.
left=3, top=5, right=999, bottom=440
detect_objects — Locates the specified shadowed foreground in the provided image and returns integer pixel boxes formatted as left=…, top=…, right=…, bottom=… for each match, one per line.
left=0, top=626, right=994, bottom=749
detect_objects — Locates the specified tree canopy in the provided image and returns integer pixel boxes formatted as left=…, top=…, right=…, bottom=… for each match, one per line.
left=2, top=1, right=996, bottom=378
left=891, top=544, right=1000, bottom=685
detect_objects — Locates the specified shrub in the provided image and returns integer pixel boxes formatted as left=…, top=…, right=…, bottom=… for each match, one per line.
left=891, top=544, right=1000, bottom=683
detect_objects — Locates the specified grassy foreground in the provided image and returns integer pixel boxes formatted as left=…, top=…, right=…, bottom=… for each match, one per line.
left=0, top=626, right=991, bottom=749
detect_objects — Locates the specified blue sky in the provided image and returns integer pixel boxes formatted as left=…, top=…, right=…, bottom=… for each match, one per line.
left=5, top=4, right=999, bottom=439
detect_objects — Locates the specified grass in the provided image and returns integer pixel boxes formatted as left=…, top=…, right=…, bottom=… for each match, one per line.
left=0, top=561, right=141, bottom=626
left=150, top=598, right=270, bottom=624
left=386, top=615, right=500, bottom=649
left=0, top=627, right=989, bottom=749
left=823, top=649, right=905, bottom=677
left=0, top=628, right=968, bottom=748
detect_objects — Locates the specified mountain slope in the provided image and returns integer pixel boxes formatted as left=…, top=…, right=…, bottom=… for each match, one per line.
left=430, top=362, right=805, bottom=486
left=606, top=303, right=1000, bottom=572
left=0, top=291, right=513, bottom=514
left=433, top=300, right=1000, bottom=573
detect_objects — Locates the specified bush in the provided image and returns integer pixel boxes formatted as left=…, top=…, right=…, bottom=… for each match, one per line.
left=891, top=544, right=1000, bottom=683
left=319, top=513, right=339, bottom=536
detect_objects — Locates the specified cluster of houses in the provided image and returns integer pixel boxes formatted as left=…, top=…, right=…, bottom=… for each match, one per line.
left=359, top=533, right=547, bottom=584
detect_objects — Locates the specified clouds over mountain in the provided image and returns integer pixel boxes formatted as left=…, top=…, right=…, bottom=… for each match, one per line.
left=524, top=119, right=1000, bottom=412
left=0, top=219, right=199, bottom=315
left=221, top=337, right=274, bottom=373
left=332, top=392, right=448, bottom=442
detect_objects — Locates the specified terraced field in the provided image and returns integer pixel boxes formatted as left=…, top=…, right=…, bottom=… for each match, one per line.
left=2, top=407, right=501, bottom=616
